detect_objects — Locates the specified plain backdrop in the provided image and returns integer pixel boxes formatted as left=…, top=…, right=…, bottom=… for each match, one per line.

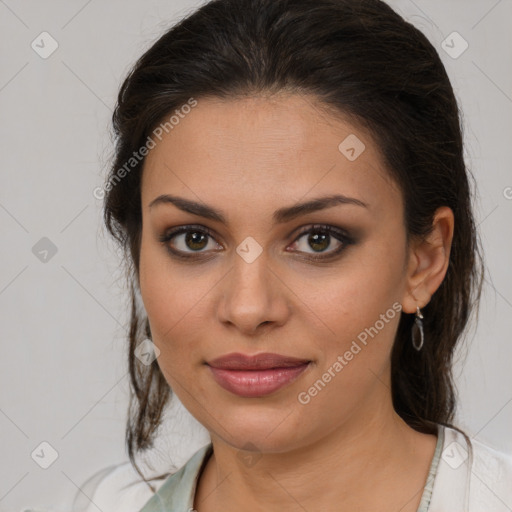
left=1, top=0, right=511, bottom=510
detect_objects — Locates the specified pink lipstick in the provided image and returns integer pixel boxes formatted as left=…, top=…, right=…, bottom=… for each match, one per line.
left=206, top=352, right=311, bottom=397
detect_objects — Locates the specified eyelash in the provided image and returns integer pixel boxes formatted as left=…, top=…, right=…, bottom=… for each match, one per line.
left=158, top=223, right=355, bottom=262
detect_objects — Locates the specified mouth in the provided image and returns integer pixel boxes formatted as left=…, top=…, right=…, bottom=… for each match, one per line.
left=206, top=352, right=312, bottom=370
left=205, top=352, right=312, bottom=397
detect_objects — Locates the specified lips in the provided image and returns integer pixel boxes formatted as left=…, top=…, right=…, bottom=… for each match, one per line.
left=205, top=352, right=312, bottom=397
left=206, top=352, right=311, bottom=370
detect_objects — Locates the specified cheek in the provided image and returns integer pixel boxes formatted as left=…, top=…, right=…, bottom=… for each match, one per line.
left=308, top=252, right=402, bottom=335
left=304, top=242, right=405, bottom=370
left=293, top=272, right=402, bottom=424
left=138, top=237, right=213, bottom=369
left=139, top=227, right=190, bottom=325
left=139, top=236, right=183, bottom=347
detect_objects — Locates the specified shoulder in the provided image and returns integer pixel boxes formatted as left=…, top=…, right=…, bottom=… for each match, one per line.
left=429, top=424, right=512, bottom=512
left=137, top=442, right=214, bottom=511
left=73, top=462, right=170, bottom=512
left=73, top=441, right=213, bottom=512
left=467, top=431, right=512, bottom=508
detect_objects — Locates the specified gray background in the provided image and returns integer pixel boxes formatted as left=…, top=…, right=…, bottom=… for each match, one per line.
left=1, top=0, right=511, bottom=510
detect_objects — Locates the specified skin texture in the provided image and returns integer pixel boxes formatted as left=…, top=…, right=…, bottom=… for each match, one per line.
left=138, top=93, right=454, bottom=512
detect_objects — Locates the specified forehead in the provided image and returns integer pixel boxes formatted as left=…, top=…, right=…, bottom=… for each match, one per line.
left=141, top=94, right=400, bottom=216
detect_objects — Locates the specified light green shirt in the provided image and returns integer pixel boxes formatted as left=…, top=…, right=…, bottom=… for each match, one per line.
left=138, top=427, right=445, bottom=512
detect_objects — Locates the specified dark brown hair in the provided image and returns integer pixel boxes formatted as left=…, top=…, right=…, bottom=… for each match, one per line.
left=102, top=0, right=484, bottom=489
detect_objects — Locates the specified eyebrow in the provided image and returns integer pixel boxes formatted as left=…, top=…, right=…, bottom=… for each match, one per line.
left=148, top=193, right=368, bottom=226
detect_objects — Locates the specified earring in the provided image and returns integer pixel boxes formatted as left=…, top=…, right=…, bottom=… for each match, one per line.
left=412, top=306, right=424, bottom=351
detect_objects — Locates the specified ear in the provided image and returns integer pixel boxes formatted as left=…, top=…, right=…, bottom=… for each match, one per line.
left=401, top=206, right=454, bottom=314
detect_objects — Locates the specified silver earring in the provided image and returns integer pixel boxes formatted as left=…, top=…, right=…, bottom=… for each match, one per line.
left=412, top=306, right=424, bottom=351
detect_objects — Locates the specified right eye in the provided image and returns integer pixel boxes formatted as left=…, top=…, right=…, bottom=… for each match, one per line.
left=158, top=225, right=222, bottom=259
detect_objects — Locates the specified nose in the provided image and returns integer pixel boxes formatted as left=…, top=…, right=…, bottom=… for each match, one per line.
left=217, top=251, right=290, bottom=335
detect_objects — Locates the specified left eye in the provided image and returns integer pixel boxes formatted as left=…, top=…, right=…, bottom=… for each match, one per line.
left=289, top=224, right=351, bottom=257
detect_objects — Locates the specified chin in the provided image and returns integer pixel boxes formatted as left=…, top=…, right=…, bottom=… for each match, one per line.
left=208, top=405, right=310, bottom=454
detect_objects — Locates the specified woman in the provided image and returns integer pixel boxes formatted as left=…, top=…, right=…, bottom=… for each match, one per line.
left=82, top=0, right=512, bottom=510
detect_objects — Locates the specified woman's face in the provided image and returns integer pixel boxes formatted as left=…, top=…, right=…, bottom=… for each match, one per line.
left=139, top=93, right=416, bottom=452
